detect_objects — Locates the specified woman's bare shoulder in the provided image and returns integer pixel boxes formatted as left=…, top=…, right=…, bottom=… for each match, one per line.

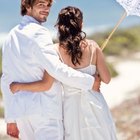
left=86, top=39, right=100, bottom=50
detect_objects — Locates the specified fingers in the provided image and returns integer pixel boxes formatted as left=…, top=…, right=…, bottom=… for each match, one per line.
left=7, top=128, right=19, bottom=137
left=7, top=131, right=18, bottom=138
left=94, top=74, right=101, bottom=82
left=7, top=123, right=19, bottom=138
left=9, top=83, right=14, bottom=93
left=92, top=81, right=100, bottom=92
left=92, top=74, right=101, bottom=92
left=9, top=82, right=18, bottom=93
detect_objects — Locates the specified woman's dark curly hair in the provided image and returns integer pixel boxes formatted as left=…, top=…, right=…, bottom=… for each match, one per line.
left=55, top=6, right=87, bottom=65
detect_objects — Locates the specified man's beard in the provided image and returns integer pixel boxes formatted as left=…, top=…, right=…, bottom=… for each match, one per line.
left=43, top=17, right=47, bottom=22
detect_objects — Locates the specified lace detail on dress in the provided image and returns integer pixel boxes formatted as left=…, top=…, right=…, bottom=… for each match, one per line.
left=116, top=0, right=140, bottom=16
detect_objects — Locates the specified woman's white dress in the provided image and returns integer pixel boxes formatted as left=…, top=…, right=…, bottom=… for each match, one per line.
left=56, top=44, right=117, bottom=140
left=63, top=65, right=117, bottom=140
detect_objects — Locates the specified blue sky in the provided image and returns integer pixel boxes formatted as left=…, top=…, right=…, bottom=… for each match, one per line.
left=0, top=0, right=140, bottom=35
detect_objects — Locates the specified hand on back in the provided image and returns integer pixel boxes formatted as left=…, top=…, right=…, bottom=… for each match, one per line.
left=92, top=74, right=101, bottom=92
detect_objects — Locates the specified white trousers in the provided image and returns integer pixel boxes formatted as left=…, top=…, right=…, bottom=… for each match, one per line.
left=16, top=115, right=63, bottom=140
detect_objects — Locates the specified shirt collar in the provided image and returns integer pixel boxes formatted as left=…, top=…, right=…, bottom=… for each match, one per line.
left=20, top=15, right=41, bottom=27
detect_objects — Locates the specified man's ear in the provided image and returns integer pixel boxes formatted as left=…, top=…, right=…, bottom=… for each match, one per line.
left=21, top=0, right=26, bottom=6
left=22, top=0, right=31, bottom=11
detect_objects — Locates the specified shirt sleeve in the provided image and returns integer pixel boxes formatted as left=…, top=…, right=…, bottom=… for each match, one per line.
left=1, top=87, right=16, bottom=123
left=33, top=28, right=95, bottom=90
left=1, top=44, right=16, bottom=123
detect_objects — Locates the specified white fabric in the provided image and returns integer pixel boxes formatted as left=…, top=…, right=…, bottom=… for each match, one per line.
left=63, top=65, right=117, bottom=140
left=1, top=15, right=95, bottom=123
left=16, top=115, right=63, bottom=140
left=116, top=0, right=140, bottom=16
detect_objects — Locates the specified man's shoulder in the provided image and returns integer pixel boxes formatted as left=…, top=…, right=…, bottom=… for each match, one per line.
left=24, top=23, right=51, bottom=39
left=28, top=23, right=49, bottom=32
left=7, top=25, right=18, bottom=35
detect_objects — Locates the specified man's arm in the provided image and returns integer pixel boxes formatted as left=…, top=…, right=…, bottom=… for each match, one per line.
left=36, top=47, right=95, bottom=90
left=1, top=43, right=16, bottom=123
left=33, top=27, right=95, bottom=90
left=1, top=59, right=16, bottom=123
left=1, top=76, right=19, bottom=138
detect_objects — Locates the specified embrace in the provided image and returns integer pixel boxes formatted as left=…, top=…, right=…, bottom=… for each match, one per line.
left=1, top=0, right=117, bottom=140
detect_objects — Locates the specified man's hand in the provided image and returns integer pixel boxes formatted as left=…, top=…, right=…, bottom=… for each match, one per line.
left=10, top=82, right=20, bottom=93
left=7, top=123, right=19, bottom=138
left=92, top=74, right=101, bottom=92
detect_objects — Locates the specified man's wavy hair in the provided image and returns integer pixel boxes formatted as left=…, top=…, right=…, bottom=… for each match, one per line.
left=21, top=0, right=53, bottom=16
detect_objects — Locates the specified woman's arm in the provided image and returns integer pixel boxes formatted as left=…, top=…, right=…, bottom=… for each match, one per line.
left=10, top=71, right=54, bottom=93
left=95, top=43, right=111, bottom=84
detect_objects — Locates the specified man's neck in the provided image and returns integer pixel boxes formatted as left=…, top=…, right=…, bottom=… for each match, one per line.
left=24, top=15, right=42, bottom=25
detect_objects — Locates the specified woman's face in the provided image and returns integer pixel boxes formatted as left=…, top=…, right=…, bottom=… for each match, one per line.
left=27, top=0, right=52, bottom=23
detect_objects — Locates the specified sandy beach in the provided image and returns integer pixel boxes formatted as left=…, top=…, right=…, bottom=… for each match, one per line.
left=102, top=54, right=140, bottom=108
left=0, top=54, right=140, bottom=140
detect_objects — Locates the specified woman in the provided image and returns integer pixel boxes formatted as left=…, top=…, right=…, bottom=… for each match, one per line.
left=10, top=6, right=117, bottom=140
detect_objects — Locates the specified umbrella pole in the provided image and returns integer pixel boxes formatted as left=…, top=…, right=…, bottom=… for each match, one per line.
left=101, top=11, right=127, bottom=51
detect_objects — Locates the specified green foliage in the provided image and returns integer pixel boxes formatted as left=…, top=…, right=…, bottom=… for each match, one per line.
left=89, top=25, right=140, bottom=56
left=88, top=25, right=140, bottom=77
left=0, top=49, right=2, bottom=98
left=0, top=49, right=2, bottom=76
left=0, top=106, right=4, bottom=118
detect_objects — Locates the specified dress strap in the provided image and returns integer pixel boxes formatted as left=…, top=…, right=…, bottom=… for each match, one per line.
left=55, top=46, right=65, bottom=63
left=89, top=42, right=95, bottom=65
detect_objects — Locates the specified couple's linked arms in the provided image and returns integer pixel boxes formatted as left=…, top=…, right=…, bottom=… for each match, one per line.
left=10, top=71, right=101, bottom=93
left=10, top=71, right=54, bottom=93
left=10, top=42, right=110, bottom=94
left=9, top=28, right=102, bottom=93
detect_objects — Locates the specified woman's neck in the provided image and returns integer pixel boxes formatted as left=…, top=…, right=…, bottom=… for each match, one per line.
left=56, top=40, right=92, bottom=69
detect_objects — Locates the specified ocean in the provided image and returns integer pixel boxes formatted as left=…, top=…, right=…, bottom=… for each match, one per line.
left=0, top=0, right=140, bottom=44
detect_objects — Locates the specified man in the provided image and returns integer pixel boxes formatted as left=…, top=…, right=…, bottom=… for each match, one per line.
left=1, top=0, right=100, bottom=139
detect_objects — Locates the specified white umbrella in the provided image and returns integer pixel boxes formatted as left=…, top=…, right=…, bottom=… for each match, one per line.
left=101, top=0, right=140, bottom=50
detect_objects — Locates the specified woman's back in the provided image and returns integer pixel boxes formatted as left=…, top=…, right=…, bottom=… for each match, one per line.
left=55, top=39, right=97, bottom=94
left=56, top=39, right=96, bottom=70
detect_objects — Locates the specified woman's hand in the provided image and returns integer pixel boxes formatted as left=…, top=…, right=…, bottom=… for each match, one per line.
left=92, top=74, right=101, bottom=92
left=10, top=82, right=21, bottom=94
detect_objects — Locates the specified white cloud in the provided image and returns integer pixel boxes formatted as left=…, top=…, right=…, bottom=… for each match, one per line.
left=83, top=24, right=111, bottom=36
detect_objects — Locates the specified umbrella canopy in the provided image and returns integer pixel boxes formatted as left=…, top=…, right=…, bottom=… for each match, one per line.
left=101, top=0, right=140, bottom=50
left=116, top=0, right=140, bottom=16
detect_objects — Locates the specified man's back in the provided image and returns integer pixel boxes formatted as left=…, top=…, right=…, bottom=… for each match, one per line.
left=1, top=15, right=63, bottom=122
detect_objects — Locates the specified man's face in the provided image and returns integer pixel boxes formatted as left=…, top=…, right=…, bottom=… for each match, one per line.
left=27, top=0, right=52, bottom=23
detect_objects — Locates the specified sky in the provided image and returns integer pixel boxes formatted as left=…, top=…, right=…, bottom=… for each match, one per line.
left=0, top=0, right=140, bottom=42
